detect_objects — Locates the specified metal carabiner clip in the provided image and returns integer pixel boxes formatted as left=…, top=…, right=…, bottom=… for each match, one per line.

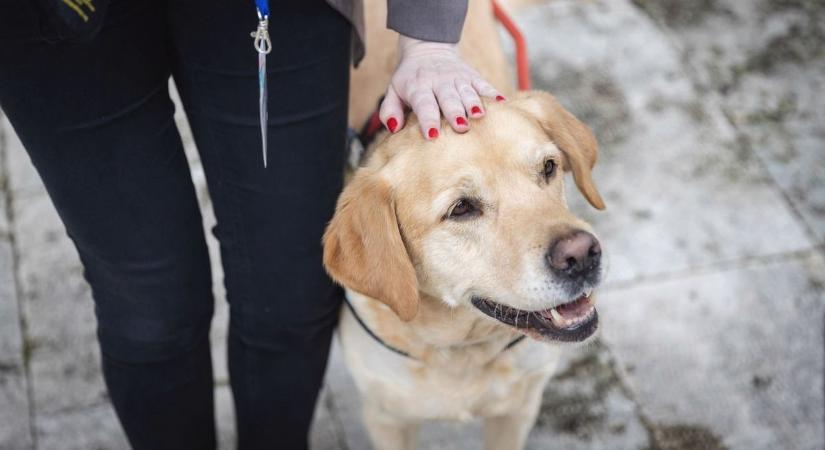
left=251, top=11, right=272, bottom=55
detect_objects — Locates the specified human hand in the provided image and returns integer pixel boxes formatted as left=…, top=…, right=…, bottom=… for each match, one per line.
left=379, top=36, right=506, bottom=140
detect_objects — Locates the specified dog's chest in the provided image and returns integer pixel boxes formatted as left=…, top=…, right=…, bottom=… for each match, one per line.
left=347, top=339, right=560, bottom=421
left=405, top=359, right=553, bottom=420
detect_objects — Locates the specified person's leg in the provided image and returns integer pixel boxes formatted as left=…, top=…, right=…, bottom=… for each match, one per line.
left=167, top=0, right=351, bottom=448
left=0, top=1, right=216, bottom=448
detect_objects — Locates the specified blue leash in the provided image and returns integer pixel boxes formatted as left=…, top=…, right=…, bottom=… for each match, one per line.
left=251, top=0, right=271, bottom=167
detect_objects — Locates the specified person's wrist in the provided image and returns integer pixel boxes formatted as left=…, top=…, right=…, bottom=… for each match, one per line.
left=398, top=36, right=458, bottom=58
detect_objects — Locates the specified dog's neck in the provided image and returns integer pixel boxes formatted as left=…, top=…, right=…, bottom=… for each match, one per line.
left=346, top=290, right=523, bottom=365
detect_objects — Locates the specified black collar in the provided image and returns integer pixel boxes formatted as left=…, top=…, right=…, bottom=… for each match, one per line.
left=344, top=296, right=527, bottom=360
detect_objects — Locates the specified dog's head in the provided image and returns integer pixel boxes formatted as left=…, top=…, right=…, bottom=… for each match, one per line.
left=323, top=91, right=605, bottom=344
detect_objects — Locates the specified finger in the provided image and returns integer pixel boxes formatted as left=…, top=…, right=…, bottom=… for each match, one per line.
left=455, top=78, right=484, bottom=119
left=407, top=83, right=442, bottom=140
left=379, top=85, right=405, bottom=133
left=471, top=78, right=506, bottom=102
left=434, top=81, right=469, bottom=133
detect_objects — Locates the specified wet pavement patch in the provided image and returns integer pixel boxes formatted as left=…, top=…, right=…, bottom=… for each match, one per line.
left=648, top=424, right=728, bottom=450
left=751, top=374, right=774, bottom=390
left=739, top=19, right=825, bottom=77
left=632, top=0, right=731, bottom=28
left=536, top=340, right=630, bottom=440
left=532, top=65, right=632, bottom=148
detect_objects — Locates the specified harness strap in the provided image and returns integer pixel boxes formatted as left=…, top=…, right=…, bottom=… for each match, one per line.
left=344, top=295, right=412, bottom=358
left=359, top=109, right=384, bottom=147
left=344, top=295, right=527, bottom=360
left=503, top=334, right=527, bottom=351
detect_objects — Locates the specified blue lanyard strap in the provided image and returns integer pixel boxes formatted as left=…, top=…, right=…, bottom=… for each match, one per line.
left=251, top=0, right=271, bottom=167
left=255, top=0, right=269, bottom=18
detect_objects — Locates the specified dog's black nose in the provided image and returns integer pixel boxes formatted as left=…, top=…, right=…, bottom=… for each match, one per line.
left=547, top=230, right=601, bottom=279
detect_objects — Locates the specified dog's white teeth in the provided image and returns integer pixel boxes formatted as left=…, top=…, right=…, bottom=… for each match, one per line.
left=549, top=308, right=566, bottom=327
left=584, top=288, right=594, bottom=298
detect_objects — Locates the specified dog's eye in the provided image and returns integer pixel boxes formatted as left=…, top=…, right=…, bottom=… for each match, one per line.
left=448, top=199, right=479, bottom=219
left=544, top=159, right=558, bottom=180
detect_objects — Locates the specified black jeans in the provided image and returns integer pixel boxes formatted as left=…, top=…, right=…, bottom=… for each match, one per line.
left=0, top=0, right=350, bottom=448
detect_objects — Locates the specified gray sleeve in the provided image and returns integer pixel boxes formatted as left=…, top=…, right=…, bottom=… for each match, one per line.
left=386, top=0, right=469, bottom=43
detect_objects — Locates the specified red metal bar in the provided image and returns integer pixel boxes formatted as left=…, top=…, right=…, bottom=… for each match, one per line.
left=492, top=1, right=531, bottom=91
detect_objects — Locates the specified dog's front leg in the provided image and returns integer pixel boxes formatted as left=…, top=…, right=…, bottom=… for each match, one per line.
left=363, top=402, right=420, bottom=450
left=482, top=411, right=539, bottom=450
left=482, top=381, right=544, bottom=450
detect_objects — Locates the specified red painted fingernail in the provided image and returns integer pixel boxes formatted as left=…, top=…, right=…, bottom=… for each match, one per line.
left=428, top=128, right=439, bottom=139
left=456, top=117, right=467, bottom=126
left=496, top=95, right=506, bottom=102
left=386, top=117, right=398, bottom=133
left=471, top=106, right=482, bottom=115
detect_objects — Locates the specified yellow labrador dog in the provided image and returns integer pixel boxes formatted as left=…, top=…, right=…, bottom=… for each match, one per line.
left=323, top=2, right=605, bottom=450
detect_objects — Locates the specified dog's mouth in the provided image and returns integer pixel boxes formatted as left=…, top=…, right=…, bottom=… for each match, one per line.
left=470, top=289, right=598, bottom=342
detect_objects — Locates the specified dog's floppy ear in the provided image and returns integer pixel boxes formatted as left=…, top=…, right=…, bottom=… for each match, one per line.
left=323, top=170, right=419, bottom=321
left=512, top=90, right=606, bottom=210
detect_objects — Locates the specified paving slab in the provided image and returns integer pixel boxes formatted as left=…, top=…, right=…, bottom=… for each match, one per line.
left=1, top=112, right=34, bottom=448
left=0, top=195, right=7, bottom=238
left=599, top=252, right=825, bottom=450
left=1, top=115, right=10, bottom=236
left=310, top=386, right=347, bottom=450
left=528, top=341, right=650, bottom=450
left=197, top=180, right=229, bottom=385
left=513, top=0, right=814, bottom=284
left=0, top=240, right=33, bottom=449
left=633, top=0, right=825, bottom=245
left=36, top=402, right=128, bottom=450
left=210, top=290, right=230, bottom=385
left=216, top=385, right=235, bottom=450
left=1, top=117, right=45, bottom=199
left=0, top=197, right=7, bottom=242
left=201, top=199, right=229, bottom=385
